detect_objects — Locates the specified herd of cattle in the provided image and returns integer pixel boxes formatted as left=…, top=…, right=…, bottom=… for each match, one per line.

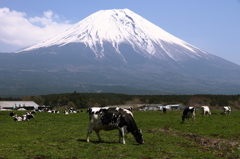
left=181, top=106, right=231, bottom=124
left=9, top=108, right=84, bottom=121
left=86, top=105, right=232, bottom=144
left=10, top=110, right=35, bottom=121
left=9, top=105, right=231, bottom=144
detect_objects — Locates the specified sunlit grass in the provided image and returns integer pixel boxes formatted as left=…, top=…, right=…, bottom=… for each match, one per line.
left=0, top=109, right=239, bottom=158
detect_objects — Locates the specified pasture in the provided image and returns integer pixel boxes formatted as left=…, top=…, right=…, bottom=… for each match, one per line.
left=0, top=109, right=240, bottom=159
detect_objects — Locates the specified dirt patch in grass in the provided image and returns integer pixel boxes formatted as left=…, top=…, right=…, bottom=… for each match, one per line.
left=179, top=132, right=239, bottom=150
left=148, top=128, right=240, bottom=158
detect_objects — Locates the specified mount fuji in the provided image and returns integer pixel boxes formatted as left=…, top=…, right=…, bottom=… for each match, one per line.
left=1, top=9, right=240, bottom=96
left=19, top=9, right=212, bottom=62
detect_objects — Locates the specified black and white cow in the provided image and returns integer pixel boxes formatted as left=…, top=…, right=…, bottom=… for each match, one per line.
left=14, top=116, right=23, bottom=121
left=68, top=107, right=77, bottom=113
left=14, top=114, right=34, bottom=121
left=86, top=107, right=144, bottom=144
left=63, top=110, right=69, bottom=115
left=181, top=107, right=196, bottom=123
left=124, top=107, right=133, bottom=112
left=201, top=106, right=211, bottom=117
left=223, top=106, right=231, bottom=115
left=10, top=112, right=17, bottom=117
left=30, top=110, right=36, bottom=114
left=51, top=110, right=60, bottom=113
left=24, top=114, right=35, bottom=121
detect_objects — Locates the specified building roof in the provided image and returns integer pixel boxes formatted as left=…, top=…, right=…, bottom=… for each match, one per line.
left=0, top=101, right=39, bottom=108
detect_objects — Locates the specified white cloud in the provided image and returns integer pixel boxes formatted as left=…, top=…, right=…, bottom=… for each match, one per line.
left=0, top=8, right=73, bottom=50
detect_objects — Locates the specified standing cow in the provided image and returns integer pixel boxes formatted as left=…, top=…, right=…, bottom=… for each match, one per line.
left=181, top=107, right=196, bottom=123
left=86, top=107, right=144, bottom=144
left=223, top=106, right=231, bottom=115
left=162, top=107, right=167, bottom=114
left=201, top=106, right=211, bottom=117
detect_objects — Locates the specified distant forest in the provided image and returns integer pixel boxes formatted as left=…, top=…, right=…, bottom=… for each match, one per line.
left=1, top=92, right=240, bottom=110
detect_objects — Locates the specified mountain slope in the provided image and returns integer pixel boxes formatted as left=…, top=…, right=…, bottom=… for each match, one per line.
left=18, top=9, right=213, bottom=62
left=1, top=9, right=240, bottom=96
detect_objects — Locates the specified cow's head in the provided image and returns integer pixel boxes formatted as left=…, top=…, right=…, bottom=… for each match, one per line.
left=27, top=114, right=35, bottom=119
left=133, top=129, right=144, bottom=144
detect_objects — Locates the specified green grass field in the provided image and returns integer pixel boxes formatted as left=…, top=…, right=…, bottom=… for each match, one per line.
left=0, top=110, right=239, bottom=159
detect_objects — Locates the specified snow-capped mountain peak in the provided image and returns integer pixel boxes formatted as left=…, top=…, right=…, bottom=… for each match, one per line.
left=4, top=9, right=240, bottom=96
left=18, top=9, right=211, bottom=62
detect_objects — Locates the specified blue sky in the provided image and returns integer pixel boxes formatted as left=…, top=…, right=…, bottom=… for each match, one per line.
left=1, top=0, right=240, bottom=65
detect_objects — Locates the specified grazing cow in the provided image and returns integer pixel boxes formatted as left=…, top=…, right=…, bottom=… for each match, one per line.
left=181, top=107, right=196, bottom=123
left=86, top=107, right=144, bottom=144
left=223, top=106, right=231, bottom=115
left=201, top=106, right=211, bottom=117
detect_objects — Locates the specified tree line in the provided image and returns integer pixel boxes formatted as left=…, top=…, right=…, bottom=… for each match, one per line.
left=1, top=92, right=240, bottom=110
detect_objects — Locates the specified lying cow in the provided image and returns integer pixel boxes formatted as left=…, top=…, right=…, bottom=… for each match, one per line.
left=223, top=106, right=231, bottom=115
left=14, top=114, right=34, bottom=121
left=201, top=106, right=211, bottom=117
left=63, top=110, right=69, bottom=115
left=51, top=110, right=60, bottom=113
left=181, top=107, right=196, bottom=123
left=86, top=107, right=144, bottom=144
left=10, top=112, right=17, bottom=117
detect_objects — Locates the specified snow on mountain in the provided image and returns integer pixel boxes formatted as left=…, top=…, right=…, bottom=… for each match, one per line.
left=3, top=9, right=240, bottom=96
left=18, top=9, right=212, bottom=62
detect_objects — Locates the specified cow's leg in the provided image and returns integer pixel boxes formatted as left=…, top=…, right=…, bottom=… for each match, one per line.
left=86, top=123, right=94, bottom=142
left=95, top=130, right=103, bottom=142
left=118, top=127, right=125, bottom=144
left=181, top=116, right=185, bottom=123
left=86, top=132, right=91, bottom=142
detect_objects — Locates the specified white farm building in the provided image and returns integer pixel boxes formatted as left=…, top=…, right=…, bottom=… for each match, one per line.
left=0, top=101, right=39, bottom=111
